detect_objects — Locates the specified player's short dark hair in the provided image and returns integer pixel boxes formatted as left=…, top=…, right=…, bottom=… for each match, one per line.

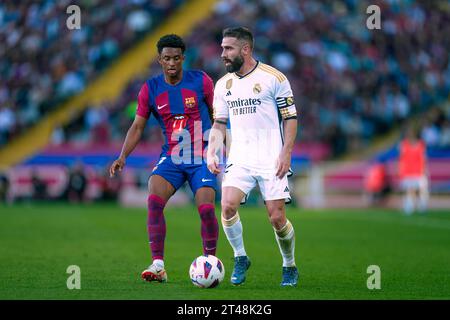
left=403, top=124, right=420, bottom=140
left=222, top=26, right=254, bottom=49
left=157, top=34, right=186, bottom=54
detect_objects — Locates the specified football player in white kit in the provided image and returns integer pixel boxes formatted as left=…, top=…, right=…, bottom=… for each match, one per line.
left=207, top=27, right=299, bottom=286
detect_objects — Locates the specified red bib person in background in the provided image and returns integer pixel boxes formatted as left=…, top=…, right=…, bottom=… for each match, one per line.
left=398, top=127, right=429, bottom=215
left=399, top=138, right=426, bottom=180
left=364, top=161, right=391, bottom=206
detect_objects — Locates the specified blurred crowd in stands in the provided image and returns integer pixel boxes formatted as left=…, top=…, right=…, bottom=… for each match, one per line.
left=193, top=0, right=449, bottom=157
left=1, top=0, right=449, bottom=159
left=420, top=107, right=450, bottom=149
left=0, top=0, right=185, bottom=146
left=58, top=0, right=450, bottom=158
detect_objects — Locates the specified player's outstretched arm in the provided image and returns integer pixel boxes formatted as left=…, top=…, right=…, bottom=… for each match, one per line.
left=276, top=118, right=298, bottom=179
left=207, top=119, right=227, bottom=174
left=109, top=115, right=147, bottom=177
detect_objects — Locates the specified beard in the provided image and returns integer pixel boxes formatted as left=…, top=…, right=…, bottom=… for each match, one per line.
left=225, top=55, right=244, bottom=73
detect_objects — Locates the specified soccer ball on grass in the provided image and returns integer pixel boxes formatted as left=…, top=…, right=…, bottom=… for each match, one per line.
left=189, top=254, right=225, bottom=288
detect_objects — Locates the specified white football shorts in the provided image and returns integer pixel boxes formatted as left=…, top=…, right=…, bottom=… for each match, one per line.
left=221, top=164, right=292, bottom=204
left=400, top=176, right=428, bottom=191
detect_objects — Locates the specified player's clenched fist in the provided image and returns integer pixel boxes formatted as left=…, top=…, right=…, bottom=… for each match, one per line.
left=109, top=157, right=125, bottom=177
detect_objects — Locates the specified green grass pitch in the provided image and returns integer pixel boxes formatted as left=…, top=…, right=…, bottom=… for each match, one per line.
left=1, top=203, right=449, bottom=300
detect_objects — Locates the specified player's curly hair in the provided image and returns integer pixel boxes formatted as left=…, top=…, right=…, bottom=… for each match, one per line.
left=157, top=34, right=186, bottom=54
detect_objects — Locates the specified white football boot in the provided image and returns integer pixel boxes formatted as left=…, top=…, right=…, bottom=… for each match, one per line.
left=141, top=263, right=167, bottom=282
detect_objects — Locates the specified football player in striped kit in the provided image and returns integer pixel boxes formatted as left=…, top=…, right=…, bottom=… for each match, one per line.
left=110, top=34, right=219, bottom=283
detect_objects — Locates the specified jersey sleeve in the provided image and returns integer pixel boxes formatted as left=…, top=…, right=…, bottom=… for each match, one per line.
left=202, top=72, right=214, bottom=111
left=274, top=78, right=297, bottom=120
left=213, top=79, right=229, bottom=120
left=136, top=82, right=152, bottom=119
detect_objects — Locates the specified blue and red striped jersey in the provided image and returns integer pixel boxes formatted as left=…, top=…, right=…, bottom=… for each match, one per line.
left=136, top=70, right=214, bottom=161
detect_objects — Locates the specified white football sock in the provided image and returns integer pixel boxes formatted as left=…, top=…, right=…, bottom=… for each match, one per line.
left=222, top=212, right=247, bottom=257
left=418, top=189, right=429, bottom=213
left=403, top=193, right=414, bottom=215
left=274, top=220, right=296, bottom=267
left=153, top=259, right=164, bottom=270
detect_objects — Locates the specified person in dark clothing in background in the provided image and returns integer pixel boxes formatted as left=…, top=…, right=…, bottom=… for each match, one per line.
left=31, top=170, right=47, bottom=200
left=66, top=162, right=87, bottom=203
left=0, top=170, right=10, bottom=203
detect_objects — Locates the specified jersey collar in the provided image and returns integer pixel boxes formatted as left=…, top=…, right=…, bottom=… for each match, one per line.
left=163, top=70, right=184, bottom=87
left=235, top=61, right=259, bottom=79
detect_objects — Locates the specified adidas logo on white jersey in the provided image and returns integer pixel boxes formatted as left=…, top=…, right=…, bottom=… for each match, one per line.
left=226, top=90, right=232, bottom=96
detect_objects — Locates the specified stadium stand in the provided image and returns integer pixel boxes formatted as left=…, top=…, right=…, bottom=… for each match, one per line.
left=0, top=0, right=216, bottom=167
left=0, top=0, right=449, bottom=207
left=50, top=0, right=449, bottom=156
left=0, top=0, right=186, bottom=146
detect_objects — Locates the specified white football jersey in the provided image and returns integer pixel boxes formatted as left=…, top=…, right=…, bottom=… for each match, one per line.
left=213, top=61, right=297, bottom=172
